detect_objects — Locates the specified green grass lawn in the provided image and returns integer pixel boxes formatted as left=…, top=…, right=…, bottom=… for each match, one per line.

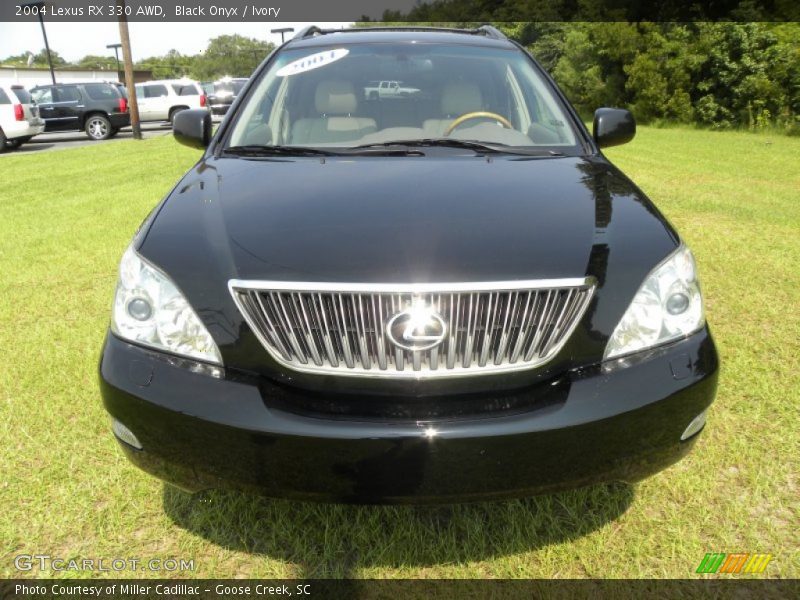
left=0, top=127, right=798, bottom=579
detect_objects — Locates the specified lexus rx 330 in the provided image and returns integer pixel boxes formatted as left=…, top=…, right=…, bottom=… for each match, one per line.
left=99, top=26, right=719, bottom=503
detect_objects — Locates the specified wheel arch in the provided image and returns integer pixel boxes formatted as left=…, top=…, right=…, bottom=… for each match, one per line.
left=81, top=110, right=110, bottom=128
left=169, top=105, right=191, bottom=120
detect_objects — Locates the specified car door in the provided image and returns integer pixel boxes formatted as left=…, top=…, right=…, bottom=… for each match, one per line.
left=145, top=84, right=170, bottom=121
left=135, top=84, right=167, bottom=121
left=31, top=87, right=57, bottom=131
left=134, top=85, right=151, bottom=121
left=52, top=85, right=83, bottom=131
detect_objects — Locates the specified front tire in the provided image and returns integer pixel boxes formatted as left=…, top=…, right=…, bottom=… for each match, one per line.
left=85, top=115, right=112, bottom=140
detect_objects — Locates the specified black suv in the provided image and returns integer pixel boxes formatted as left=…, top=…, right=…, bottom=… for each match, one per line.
left=30, top=82, right=130, bottom=140
left=202, top=78, right=248, bottom=117
left=100, top=27, right=718, bottom=503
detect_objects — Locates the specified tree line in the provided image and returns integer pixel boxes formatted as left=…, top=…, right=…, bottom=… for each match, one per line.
left=364, top=21, right=800, bottom=133
left=0, top=34, right=275, bottom=83
left=511, top=22, right=799, bottom=133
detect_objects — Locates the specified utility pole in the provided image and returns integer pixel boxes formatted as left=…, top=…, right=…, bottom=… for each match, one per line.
left=271, top=27, right=294, bottom=44
left=107, top=43, right=122, bottom=80
left=23, top=1, right=55, bottom=84
left=117, top=0, right=141, bottom=139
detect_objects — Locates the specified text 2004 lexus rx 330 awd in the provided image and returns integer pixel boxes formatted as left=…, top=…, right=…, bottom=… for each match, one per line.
left=99, top=26, right=719, bottom=503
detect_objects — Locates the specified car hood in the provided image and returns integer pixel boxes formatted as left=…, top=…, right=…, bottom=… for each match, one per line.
left=138, top=154, right=678, bottom=385
left=233, top=155, right=596, bottom=281
left=149, top=155, right=634, bottom=282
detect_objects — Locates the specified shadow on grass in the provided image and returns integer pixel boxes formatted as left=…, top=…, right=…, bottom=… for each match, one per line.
left=163, top=482, right=634, bottom=577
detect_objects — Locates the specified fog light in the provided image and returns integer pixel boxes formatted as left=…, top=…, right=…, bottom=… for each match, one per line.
left=666, top=292, right=690, bottom=315
left=126, top=297, right=153, bottom=321
left=112, top=419, right=143, bottom=450
left=680, top=409, right=708, bottom=441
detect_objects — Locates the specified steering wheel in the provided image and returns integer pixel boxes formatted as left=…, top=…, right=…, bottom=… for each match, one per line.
left=444, top=111, right=513, bottom=136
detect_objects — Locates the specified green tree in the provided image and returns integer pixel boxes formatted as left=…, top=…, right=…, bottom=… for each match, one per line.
left=1, top=48, right=68, bottom=68
left=32, top=48, right=67, bottom=67
left=693, top=23, right=788, bottom=128
left=192, top=35, right=274, bottom=80
left=76, top=55, right=118, bottom=70
left=136, top=49, right=195, bottom=79
left=624, top=24, right=703, bottom=122
left=552, top=25, right=606, bottom=113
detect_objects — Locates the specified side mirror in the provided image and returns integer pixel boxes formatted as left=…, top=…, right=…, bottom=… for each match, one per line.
left=173, top=109, right=212, bottom=149
left=593, top=108, right=636, bottom=148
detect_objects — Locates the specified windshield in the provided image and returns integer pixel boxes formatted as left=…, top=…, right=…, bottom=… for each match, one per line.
left=226, top=42, right=580, bottom=151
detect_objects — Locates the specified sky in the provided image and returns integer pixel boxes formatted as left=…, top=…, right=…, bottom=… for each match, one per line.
left=0, top=22, right=353, bottom=62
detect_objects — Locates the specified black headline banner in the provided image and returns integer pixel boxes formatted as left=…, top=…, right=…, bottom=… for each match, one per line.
left=1, top=0, right=798, bottom=23
left=3, top=1, right=414, bottom=22
left=2, top=579, right=799, bottom=600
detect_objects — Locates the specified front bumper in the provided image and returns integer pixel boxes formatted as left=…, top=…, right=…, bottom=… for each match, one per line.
left=99, top=328, right=718, bottom=503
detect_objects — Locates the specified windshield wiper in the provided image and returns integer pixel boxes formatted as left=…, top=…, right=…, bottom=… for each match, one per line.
left=224, top=144, right=425, bottom=158
left=347, top=139, right=563, bottom=156
left=224, top=144, right=337, bottom=157
left=224, top=141, right=564, bottom=158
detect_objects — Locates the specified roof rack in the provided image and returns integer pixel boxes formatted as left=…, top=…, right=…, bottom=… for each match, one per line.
left=292, top=25, right=324, bottom=40
left=474, top=25, right=507, bottom=40
left=292, top=25, right=508, bottom=41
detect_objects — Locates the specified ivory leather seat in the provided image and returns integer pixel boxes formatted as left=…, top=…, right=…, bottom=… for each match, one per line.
left=422, top=81, right=485, bottom=137
left=291, top=81, right=377, bottom=144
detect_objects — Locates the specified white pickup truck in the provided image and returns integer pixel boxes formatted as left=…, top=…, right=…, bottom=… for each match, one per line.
left=364, top=80, right=420, bottom=100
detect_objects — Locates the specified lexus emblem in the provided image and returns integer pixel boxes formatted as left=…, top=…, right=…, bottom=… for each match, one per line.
left=386, top=305, right=447, bottom=351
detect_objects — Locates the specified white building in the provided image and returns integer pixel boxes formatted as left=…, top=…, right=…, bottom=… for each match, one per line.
left=0, top=66, right=152, bottom=88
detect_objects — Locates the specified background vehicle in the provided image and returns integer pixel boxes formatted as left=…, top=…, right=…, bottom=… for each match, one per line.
left=203, top=77, right=248, bottom=117
left=364, top=80, right=421, bottom=99
left=30, top=82, right=129, bottom=141
left=0, top=84, right=44, bottom=152
left=134, top=79, right=206, bottom=124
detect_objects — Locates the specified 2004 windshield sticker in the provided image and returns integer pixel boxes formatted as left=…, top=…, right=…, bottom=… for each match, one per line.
left=276, top=49, right=350, bottom=77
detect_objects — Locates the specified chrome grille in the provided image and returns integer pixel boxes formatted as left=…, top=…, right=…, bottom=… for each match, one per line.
left=230, top=279, right=595, bottom=378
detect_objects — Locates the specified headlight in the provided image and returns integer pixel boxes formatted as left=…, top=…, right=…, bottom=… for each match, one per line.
left=111, top=245, right=223, bottom=364
left=604, top=245, right=704, bottom=359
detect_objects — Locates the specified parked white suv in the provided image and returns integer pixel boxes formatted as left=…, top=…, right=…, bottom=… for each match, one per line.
left=0, top=84, right=45, bottom=152
left=133, top=79, right=207, bottom=124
